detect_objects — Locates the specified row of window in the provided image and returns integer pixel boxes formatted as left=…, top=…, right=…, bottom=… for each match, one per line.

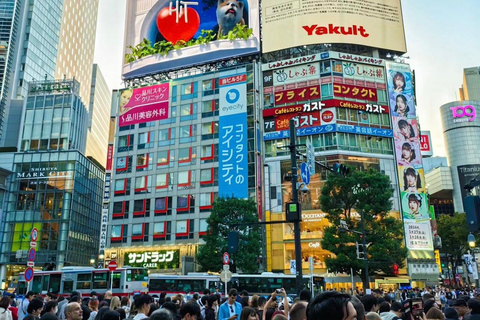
left=112, top=193, right=215, bottom=219
left=113, top=168, right=218, bottom=195
left=265, top=133, right=393, bottom=157
left=110, top=219, right=205, bottom=243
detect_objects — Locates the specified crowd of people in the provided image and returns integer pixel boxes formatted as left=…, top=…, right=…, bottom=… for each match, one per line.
left=1, top=286, right=480, bottom=320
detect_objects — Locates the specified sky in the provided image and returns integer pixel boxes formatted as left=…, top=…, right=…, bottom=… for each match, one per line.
left=93, top=0, right=480, bottom=157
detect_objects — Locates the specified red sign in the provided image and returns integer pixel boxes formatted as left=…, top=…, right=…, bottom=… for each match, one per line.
left=420, top=134, right=431, bottom=152
left=108, top=260, right=118, bottom=271
left=263, top=99, right=388, bottom=118
left=106, top=145, right=114, bottom=171
left=219, top=74, right=247, bottom=86
left=25, top=267, right=34, bottom=282
left=274, top=86, right=320, bottom=105
left=30, top=228, right=38, bottom=242
left=275, top=112, right=321, bottom=131
left=322, top=110, right=335, bottom=123
left=333, top=84, right=377, bottom=101
left=222, top=252, right=230, bottom=265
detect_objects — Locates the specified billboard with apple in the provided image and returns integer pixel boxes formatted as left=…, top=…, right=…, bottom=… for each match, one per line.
left=123, top=0, right=260, bottom=79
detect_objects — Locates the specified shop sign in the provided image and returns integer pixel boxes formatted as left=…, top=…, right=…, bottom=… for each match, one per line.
left=308, top=242, right=321, bottom=248
left=451, top=105, right=476, bottom=123
left=274, top=86, right=320, bottom=105
left=333, top=84, right=377, bottom=102
left=125, top=249, right=180, bottom=269
left=273, top=63, right=320, bottom=85
left=17, top=167, right=74, bottom=179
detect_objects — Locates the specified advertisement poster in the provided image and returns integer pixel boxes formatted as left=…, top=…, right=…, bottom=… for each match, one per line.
left=118, top=83, right=170, bottom=127
left=398, top=166, right=426, bottom=193
left=261, top=0, right=406, bottom=53
left=404, top=220, right=434, bottom=251
left=393, top=117, right=420, bottom=142
left=457, top=164, right=480, bottom=200
left=123, top=0, right=259, bottom=77
left=401, top=192, right=430, bottom=221
left=219, top=71, right=248, bottom=199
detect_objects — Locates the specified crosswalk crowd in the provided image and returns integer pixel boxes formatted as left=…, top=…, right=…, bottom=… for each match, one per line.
left=0, top=286, right=479, bottom=320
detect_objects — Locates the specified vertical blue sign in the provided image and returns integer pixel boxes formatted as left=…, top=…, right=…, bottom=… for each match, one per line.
left=219, top=73, right=248, bottom=199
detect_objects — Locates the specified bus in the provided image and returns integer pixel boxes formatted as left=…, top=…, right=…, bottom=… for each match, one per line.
left=18, top=266, right=148, bottom=297
left=229, top=273, right=312, bottom=296
left=148, top=273, right=224, bottom=296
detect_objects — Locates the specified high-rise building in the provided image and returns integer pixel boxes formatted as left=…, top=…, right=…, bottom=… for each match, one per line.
left=459, top=66, right=480, bottom=101
left=0, top=0, right=99, bottom=147
left=0, top=79, right=105, bottom=286
left=86, top=64, right=111, bottom=165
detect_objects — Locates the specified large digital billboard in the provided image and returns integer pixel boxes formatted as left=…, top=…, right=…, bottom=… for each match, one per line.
left=261, top=0, right=406, bottom=53
left=123, top=0, right=260, bottom=78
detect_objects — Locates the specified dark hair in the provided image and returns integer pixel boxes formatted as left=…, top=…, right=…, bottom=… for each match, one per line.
left=469, top=298, right=480, bottom=314
left=361, top=294, right=377, bottom=313
left=95, top=306, right=111, bottom=320
left=47, top=293, right=56, bottom=300
left=25, top=291, right=35, bottom=299
left=134, top=295, right=153, bottom=309
left=257, top=296, right=266, bottom=307
left=299, top=289, right=311, bottom=302
left=0, top=297, right=10, bottom=309
left=161, top=302, right=178, bottom=317
left=205, top=295, right=217, bottom=308
left=408, top=193, right=422, bottom=207
left=70, top=296, right=80, bottom=303
left=378, top=301, right=390, bottom=313
left=394, top=94, right=409, bottom=114
left=41, top=313, right=59, bottom=320
left=377, top=297, right=385, bottom=305
left=403, top=167, right=421, bottom=190
left=444, top=307, right=459, bottom=319
left=120, top=297, right=129, bottom=308
left=148, top=303, right=159, bottom=317
left=179, top=302, right=200, bottom=319
left=401, top=142, right=416, bottom=161
left=27, top=298, right=44, bottom=314
left=398, top=119, right=415, bottom=138
left=115, top=308, right=126, bottom=320
left=228, top=289, right=238, bottom=297
left=240, top=307, right=257, bottom=320
left=150, top=309, right=174, bottom=320
left=393, top=72, right=406, bottom=91
left=99, top=301, right=109, bottom=309
left=240, top=290, right=249, bottom=297
left=350, top=297, right=364, bottom=320
left=102, top=310, right=121, bottom=320
left=45, top=301, right=58, bottom=313
left=240, top=296, right=249, bottom=308
left=391, top=301, right=403, bottom=312
left=192, top=293, right=200, bottom=301
left=203, top=289, right=210, bottom=295
left=307, top=291, right=352, bottom=320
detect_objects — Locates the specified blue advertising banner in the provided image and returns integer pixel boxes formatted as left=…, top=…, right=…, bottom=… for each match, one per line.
left=336, top=124, right=393, bottom=138
left=219, top=73, right=248, bottom=199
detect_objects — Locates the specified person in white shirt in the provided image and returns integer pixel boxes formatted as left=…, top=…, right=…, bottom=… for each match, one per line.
left=133, top=295, right=153, bottom=320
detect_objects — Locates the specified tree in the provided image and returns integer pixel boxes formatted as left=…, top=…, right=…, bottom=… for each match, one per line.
left=197, top=198, right=262, bottom=273
left=320, top=168, right=408, bottom=281
left=436, top=212, right=476, bottom=286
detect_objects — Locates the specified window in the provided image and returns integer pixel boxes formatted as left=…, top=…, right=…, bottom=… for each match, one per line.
left=138, top=131, right=154, bottom=149
left=136, top=153, right=152, bottom=171
left=321, top=84, right=333, bottom=98
left=133, top=199, right=150, bottom=217
left=134, top=176, right=151, bottom=194
left=111, top=225, right=128, bottom=243
left=114, top=178, right=130, bottom=196
left=118, top=134, right=134, bottom=152
left=200, top=168, right=214, bottom=186
left=200, top=193, right=213, bottom=209
left=178, top=171, right=193, bottom=189
left=201, top=122, right=218, bottom=140
left=179, top=125, right=196, bottom=143
left=177, top=195, right=195, bottom=213
left=337, top=108, right=347, bottom=121
left=178, top=147, right=196, bottom=165
left=180, top=103, right=197, bottom=121
left=153, top=221, right=171, bottom=241
left=176, top=220, right=194, bottom=239
left=157, top=150, right=174, bottom=167
left=116, top=156, right=132, bottom=173
left=181, top=82, right=198, bottom=100
left=131, top=223, right=148, bottom=242
left=154, top=196, right=172, bottom=215
left=113, top=201, right=129, bottom=219
left=156, top=173, right=172, bottom=190
left=201, top=100, right=217, bottom=118
left=199, top=219, right=208, bottom=236
left=202, top=79, right=214, bottom=96
left=158, top=128, right=175, bottom=146
left=201, top=144, right=216, bottom=162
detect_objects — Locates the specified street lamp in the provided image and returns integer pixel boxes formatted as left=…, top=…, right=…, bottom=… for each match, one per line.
left=469, top=233, right=476, bottom=248
left=467, top=233, right=479, bottom=289
left=89, top=255, right=95, bottom=266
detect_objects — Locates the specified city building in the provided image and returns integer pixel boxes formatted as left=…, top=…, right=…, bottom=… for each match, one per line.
left=104, top=0, right=437, bottom=288
left=459, top=67, right=480, bottom=101
left=0, top=0, right=99, bottom=148
left=86, top=64, right=111, bottom=165
left=0, top=79, right=105, bottom=289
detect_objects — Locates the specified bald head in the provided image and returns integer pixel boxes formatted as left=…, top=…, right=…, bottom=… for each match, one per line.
left=65, top=302, right=83, bottom=320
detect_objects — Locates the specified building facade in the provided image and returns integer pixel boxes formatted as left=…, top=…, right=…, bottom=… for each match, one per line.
left=0, top=79, right=104, bottom=289
left=459, top=67, right=480, bottom=101
left=440, top=100, right=480, bottom=213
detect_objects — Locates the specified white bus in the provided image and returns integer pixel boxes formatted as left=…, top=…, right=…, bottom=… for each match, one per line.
left=18, top=266, right=148, bottom=297
left=148, top=273, right=224, bottom=296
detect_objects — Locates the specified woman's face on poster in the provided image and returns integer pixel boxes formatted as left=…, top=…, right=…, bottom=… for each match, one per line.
left=402, top=147, right=412, bottom=160
left=396, top=96, right=407, bottom=113
left=409, top=200, right=420, bottom=213
left=394, top=76, right=404, bottom=90
left=400, top=124, right=411, bottom=138
left=406, top=173, right=416, bottom=187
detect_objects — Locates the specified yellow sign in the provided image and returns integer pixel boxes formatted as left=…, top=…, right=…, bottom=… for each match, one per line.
left=12, top=223, right=42, bottom=251
left=435, top=249, right=442, bottom=273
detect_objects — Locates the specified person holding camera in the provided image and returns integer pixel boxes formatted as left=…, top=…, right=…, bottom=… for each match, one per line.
left=219, top=290, right=242, bottom=320
left=261, top=289, right=289, bottom=320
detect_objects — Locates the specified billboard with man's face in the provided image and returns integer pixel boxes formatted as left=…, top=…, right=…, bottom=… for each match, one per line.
left=123, top=0, right=260, bottom=78
left=261, top=0, right=406, bottom=53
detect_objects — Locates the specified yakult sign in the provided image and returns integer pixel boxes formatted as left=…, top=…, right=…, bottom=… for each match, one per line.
left=451, top=105, right=476, bottom=123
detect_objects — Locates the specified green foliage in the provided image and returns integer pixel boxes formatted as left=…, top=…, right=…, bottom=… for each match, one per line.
left=320, top=168, right=408, bottom=279
left=196, top=198, right=262, bottom=274
left=124, top=25, right=253, bottom=63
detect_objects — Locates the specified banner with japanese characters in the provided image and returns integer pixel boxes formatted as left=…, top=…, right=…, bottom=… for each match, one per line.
left=124, top=249, right=180, bottom=269
left=219, top=72, right=248, bottom=199
left=118, top=83, right=170, bottom=127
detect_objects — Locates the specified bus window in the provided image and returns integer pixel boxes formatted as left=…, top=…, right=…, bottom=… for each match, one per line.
left=42, top=275, right=50, bottom=292
left=112, top=272, right=121, bottom=289
left=127, top=269, right=148, bottom=281
left=163, top=279, right=176, bottom=291
left=63, top=280, right=74, bottom=293
left=93, top=272, right=108, bottom=289
left=77, top=273, right=92, bottom=290
left=32, top=276, right=42, bottom=293
left=177, top=280, right=193, bottom=293
left=18, top=281, right=27, bottom=295
left=50, top=274, right=61, bottom=293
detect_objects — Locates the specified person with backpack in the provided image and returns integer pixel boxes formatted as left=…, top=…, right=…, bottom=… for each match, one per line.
left=18, top=292, right=36, bottom=320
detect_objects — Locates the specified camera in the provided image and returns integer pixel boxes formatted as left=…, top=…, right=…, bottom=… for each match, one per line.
left=276, top=289, right=283, bottom=294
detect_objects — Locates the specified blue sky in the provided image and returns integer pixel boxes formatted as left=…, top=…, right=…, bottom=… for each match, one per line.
left=94, top=0, right=480, bottom=157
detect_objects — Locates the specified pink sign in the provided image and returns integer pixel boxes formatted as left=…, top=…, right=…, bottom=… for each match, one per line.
left=118, top=83, right=170, bottom=127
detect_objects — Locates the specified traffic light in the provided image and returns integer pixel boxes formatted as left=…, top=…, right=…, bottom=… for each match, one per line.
left=227, top=231, right=239, bottom=254
left=392, top=263, right=399, bottom=275
left=356, top=242, right=364, bottom=259
left=464, top=195, right=480, bottom=232
left=333, top=162, right=350, bottom=176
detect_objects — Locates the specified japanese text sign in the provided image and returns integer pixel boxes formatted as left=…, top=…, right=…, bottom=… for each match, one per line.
left=273, top=63, right=320, bottom=85
left=333, top=84, right=377, bottom=102
left=118, top=83, right=170, bottom=127
left=124, top=250, right=180, bottom=269
left=274, top=86, right=320, bottom=104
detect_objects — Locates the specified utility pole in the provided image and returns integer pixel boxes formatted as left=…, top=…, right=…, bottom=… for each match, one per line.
left=360, top=209, right=370, bottom=291
left=288, top=119, right=304, bottom=294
